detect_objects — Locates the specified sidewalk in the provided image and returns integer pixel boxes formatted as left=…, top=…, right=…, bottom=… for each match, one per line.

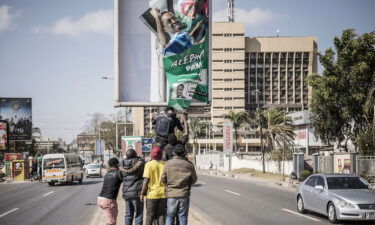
left=98, top=190, right=206, bottom=225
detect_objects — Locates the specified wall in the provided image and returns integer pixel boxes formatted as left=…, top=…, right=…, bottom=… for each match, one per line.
left=196, top=153, right=293, bottom=175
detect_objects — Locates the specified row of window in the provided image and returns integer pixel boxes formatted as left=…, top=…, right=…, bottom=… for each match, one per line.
left=212, top=97, right=245, bottom=100
left=212, top=106, right=244, bottom=110
left=213, top=69, right=245, bottom=72
left=212, top=78, right=244, bottom=82
left=212, top=88, right=244, bottom=91
left=213, top=48, right=245, bottom=52
left=248, top=52, right=310, bottom=59
left=213, top=60, right=244, bottom=63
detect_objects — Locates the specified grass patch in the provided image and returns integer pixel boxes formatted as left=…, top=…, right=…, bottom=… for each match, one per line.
left=232, top=168, right=284, bottom=181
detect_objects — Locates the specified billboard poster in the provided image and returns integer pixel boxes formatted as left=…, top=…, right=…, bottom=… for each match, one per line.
left=95, top=139, right=105, bottom=155
left=223, top=122, right=233, bottom=154
left=0, top=120, right=9, bottom=151
left=121, top=136, right=142, bottom=157
left=141, top=138, right=154, bottom=152
left=0, top=98, right=32, bottom=140
left=140, top=0, right=209, bottom=111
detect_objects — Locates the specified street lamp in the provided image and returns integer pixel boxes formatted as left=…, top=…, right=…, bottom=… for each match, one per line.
left=252, top=89, right=265, bottom=173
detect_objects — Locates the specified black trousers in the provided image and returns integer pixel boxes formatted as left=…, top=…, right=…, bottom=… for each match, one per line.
left=145, top=198, right=167, bottom=225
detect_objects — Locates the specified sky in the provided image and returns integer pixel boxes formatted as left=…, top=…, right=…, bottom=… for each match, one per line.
left=0, top=0, right=374, bottom=143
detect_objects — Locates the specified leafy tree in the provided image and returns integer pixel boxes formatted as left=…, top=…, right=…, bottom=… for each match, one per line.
left=308, top=29, right=375, bottom=151
left=364, top=84, right=375, bottom=151
left=260, top=108, right=295, bottom=162
left=223, top=110, right=253, bottom=153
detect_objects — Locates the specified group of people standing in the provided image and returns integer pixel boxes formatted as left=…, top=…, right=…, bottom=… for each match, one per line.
left=97, top=107, right=197, bottom=225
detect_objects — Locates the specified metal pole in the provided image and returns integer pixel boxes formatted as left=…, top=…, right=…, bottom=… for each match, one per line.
left=256, top=90, right=265, bottom=173
left=116, top=123, right=118, bottom=155
left=283, top=103, right=286, bottom=175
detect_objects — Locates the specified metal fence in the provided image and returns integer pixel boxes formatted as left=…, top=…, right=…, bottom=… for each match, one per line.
left=357, top=156, right=375, bottom=183
left=196, top=150, right=225, bottom=170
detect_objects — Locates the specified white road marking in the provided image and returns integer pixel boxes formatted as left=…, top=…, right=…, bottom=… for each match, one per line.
left=0, top=208, right=19, bottom=218
left=282, top=208, right=321, bottom=222
left=224, top=189, right=240, bottom=196
left=43, top=191, right=54, bottom=197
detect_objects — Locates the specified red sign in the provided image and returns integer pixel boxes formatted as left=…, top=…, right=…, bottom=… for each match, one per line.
left=223, top=122, right=233, bottom=154
left=5, top=153, right=22, bottom=161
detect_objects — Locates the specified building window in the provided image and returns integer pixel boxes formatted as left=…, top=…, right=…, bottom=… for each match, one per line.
left=224, top=33, right=232, bottom=37
left=213, top=69, right=222, bottom=72
left=224, top=106, right=233, bottom=109
left=213, top=48, right=224, bottom=51
left=224, top=78, right=233, bottom=82
left=224, top=60, right=232, bottom=63
left=213, top=60, right=223, bottom=62
left=213, top=33, right=223, bottom=36
left=224, top=97, right=232, bottom=100
left=233, top=33, right=244, bottom=37
left=224, top=88, right=233, bottom=91
left=233, top=69, right=244, bottom=72
left=233, top=60, right=244, bottom=63
left=233, top=48, right=245, bottom=51
left=224, top=69, right=233, bottom=72
left=224, top=48, right=232, bottom=52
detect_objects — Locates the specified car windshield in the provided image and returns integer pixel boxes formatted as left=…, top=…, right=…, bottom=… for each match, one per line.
left=327, top=177, right=370, bottom=189
left=88, top=165, right=100, bottom=169
left=43, top=158, right=65, bottom=169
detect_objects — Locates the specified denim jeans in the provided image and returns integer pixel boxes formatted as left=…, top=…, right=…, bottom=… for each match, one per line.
left=165, top=197, right=190, bottom=225
left=125, top=198, right=143, bottom=225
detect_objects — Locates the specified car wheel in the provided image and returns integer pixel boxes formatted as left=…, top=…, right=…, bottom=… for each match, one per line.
left=297, top=195, right=306, bottom=214
left=328, top=202, right=338, bottom=224
left=48, top=182, right=54, bottom=186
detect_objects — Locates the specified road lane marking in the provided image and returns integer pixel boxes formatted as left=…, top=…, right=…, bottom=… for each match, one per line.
left=43, top=191, right=54, bottom=197
left=0, top=208, right=19, bottom=218
left=282, top=208, right=321, bottom=222
left=224, top=189, right=240, bottom=196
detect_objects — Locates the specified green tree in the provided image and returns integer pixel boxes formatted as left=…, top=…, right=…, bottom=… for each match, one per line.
left=223, top=110, right=252, bottom=153
left=260, top=108, right=295, bottom=162
left=308, top=29, right=375, bottom=151
left=364, top=84, right=375, bottom=152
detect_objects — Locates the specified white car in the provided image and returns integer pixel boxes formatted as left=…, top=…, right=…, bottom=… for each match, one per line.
left=86, top=164, right=102, bottom=178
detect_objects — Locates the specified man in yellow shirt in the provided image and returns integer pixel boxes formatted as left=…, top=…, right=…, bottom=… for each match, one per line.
left=141, top=146, right=166, bottom=225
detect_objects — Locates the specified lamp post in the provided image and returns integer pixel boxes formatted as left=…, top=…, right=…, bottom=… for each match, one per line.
left=253, top=89, right=265, bottom=173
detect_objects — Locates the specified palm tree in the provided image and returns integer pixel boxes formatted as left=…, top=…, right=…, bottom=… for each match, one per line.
left=260, top=108, right=295, bottom=162
left=364, top=84, right=375, bottom=148
left=189, top=117, right=207, bottom=164
left=223, top=110, right=253, bottom=154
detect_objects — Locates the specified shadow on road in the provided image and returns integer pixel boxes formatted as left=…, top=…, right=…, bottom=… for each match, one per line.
left=192, top=183, right=202, bottom=187
left=79, top=180, right=103, bottom=186
left=307, top=211, right=374, bottom=224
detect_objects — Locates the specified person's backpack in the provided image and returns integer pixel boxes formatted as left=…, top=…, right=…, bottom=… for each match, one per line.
left=155, top=115, right=173, bottom=138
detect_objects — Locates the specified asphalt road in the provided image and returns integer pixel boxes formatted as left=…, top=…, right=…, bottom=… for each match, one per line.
left=0, top=177, right=103, bottom=225
left=191, top=174, right=373, bottom=225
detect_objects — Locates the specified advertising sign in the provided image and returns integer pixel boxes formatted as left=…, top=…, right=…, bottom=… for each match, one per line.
left=140, top=0, right=209, bottom=111
left=121, top=136, right=142, bottom=156
left=95, top=140, right=105, bottom=155
left=115, top=0, right=211, bottom=109
left=334, top=153, right=351, bottom=174
left=141, top=138, right=154, bottom=152
left=223, top=122, right=233, bottom=154
left=0, top=120, right=9, bottom=151
left=0, top=98, right=32, bottom=140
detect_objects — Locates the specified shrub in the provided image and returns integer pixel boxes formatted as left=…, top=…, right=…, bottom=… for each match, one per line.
left=300, top=170, right=312, bottom=181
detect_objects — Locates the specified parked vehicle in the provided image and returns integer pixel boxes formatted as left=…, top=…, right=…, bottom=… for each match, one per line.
left=85, top=164, right=102, bottom=178
left=296, top=174, right=375, bottom=223
left=42, top=153, right=84, bottom=186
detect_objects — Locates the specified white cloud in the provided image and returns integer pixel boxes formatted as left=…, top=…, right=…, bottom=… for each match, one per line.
left=33, top=9, right=113, bottom=37
left=213, top=7, right=277, bottom=27
left=0, top=5, right=17, bottom=33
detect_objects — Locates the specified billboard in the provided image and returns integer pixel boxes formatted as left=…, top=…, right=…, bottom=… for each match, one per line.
left=0, top=98, right=32, bottom=141
left=141, top=138, right=154, bottom=152
left=0, top=120, right=9, bottom=151
left=95, top=139, right=105, bottom=155
left=223, top=122, right=233, bottom=154
left=121, top=136, right=142, bottom=157
left=115, top=0, right=211, bottom=110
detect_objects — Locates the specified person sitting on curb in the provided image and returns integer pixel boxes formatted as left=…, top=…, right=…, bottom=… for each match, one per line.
left=141, top=146, right=167, bottom=225
left=162, top=144, right=197, bottom=225
left=121, top=149, right=145, bottom=225
left=97, top=158, right=123, bottom=225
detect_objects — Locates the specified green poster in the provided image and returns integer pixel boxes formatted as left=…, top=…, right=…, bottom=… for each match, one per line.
left=163, top=39, right=208, bottom=111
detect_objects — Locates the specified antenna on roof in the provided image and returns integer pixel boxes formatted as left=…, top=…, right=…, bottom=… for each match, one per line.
left=227, top=0, right=235, bottom=22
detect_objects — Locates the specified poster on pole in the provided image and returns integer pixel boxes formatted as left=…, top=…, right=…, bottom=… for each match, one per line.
left=0, top=120, right=9, bottom=151
left=223, top=122, right=233, bottom=154
left=141, top=138, right=154, bottom=152
left=95, top=139, right=105, bottom=155
left=0, top=98, right=32, bottom=141
left=115, top=0, right=211, bottom=109
left=121, top=136, right=142, bottom=156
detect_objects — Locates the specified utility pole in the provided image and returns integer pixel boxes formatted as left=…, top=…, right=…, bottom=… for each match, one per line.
left=255, top=90, right=265, bottom=173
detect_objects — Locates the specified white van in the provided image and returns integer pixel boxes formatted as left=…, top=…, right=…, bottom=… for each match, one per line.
left=42, top=153, right=84, bottom=186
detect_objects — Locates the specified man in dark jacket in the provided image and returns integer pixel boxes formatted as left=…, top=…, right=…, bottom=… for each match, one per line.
left=98, top=158, right=123, bottom=225
left=153, top=107, right=184, bottom=148
left=162, top=144, right=197, bottom=225
left=164, top=113, right=189, bottom=160
left=121, top=149, right=145, bottom=225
